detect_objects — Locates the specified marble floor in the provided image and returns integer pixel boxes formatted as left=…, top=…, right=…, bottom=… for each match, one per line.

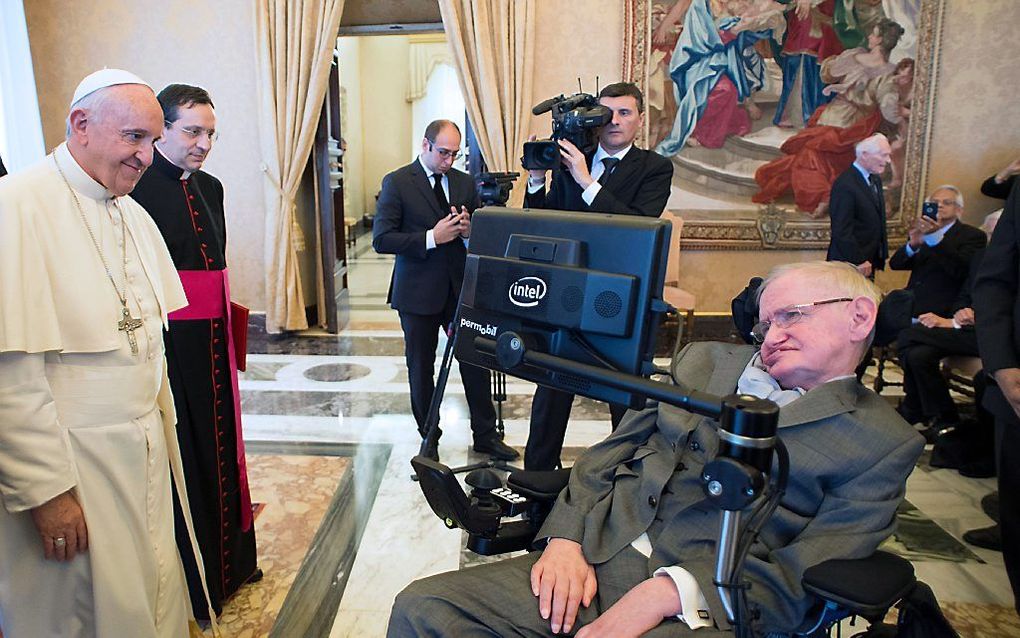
left=235, top=234, right=1017, bottom=638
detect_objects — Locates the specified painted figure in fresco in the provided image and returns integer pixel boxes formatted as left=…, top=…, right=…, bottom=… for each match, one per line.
left=752, top=18, right=905, bottom=216
left=654, top=0, right=786, bottom=155
left=771, top=0, right=844, bottom=129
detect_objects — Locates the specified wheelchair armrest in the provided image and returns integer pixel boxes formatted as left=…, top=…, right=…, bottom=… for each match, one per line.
left=507, top=468, right=572, bottom=502
left=802, top=550, right=915, bottom=620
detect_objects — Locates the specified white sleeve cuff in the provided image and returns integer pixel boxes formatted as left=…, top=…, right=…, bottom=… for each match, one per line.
left=527, top=177, right=546, bottom=194
left=654, top=566, right=714, bottom=630
left=952, top=318, right=961, bottom=329
left=581, top=181, right=602, bottom=206
left=426, top=229, right=436, bottom=251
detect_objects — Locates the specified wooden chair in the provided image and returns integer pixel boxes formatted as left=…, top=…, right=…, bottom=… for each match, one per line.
left=660, top=211, right=696, bottom=353
left=941, top=355, right=982, bottom=399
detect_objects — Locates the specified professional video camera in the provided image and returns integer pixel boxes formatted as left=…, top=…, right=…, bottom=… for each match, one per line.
left=475, top=171, right=520, bottom=207
left=521, top=92, right=611, bottom=171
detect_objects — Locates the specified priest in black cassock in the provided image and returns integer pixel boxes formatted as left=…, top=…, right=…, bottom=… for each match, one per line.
left=131, top=84, right=259, bottom=618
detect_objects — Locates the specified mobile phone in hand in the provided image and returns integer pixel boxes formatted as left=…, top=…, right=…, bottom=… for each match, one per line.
left=921, top=202, right=938, bottom=220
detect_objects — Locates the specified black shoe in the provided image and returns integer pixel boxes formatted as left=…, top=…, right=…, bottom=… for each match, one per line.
left=420, top=437, right=439, bottom=462
left=915, top=424, right=939, bottom=445
left=959, top=459, right=997, bottom=479
left=247, top=567, right=264, bottom=584
left=963, top=524, right=1002, bottom=551
left=896, top=402, right=925, bottom=425
left=982, top=492, right=1000, bottom=521
left=473, top=435, right=520, bottom=461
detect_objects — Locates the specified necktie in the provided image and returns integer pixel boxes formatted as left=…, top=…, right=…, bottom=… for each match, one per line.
left=598, top=157, right=620, bottom=186
left=869, top=175, right=882, bottom=200
left=432, top=173, right=450, bottom=212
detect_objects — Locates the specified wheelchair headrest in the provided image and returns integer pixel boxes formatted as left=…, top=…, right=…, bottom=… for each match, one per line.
left=730, top=278, right=914, bottom=348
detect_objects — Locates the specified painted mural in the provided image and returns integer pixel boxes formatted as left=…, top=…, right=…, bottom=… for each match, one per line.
left=627, top=0, right=927, bottom=248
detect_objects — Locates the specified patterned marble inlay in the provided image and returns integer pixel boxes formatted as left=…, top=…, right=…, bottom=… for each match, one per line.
left=214, top=454, right=351, bottom=636
left=303, top=363, right=373, bottom=382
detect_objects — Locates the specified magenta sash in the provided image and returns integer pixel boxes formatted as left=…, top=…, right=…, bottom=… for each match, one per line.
left=169, top=269, right=253, bottom=531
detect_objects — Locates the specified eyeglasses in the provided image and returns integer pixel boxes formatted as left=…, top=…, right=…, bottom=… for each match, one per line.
left=925, top=198, right=959, bottom=208
left=165, top=120, right=219, bottom=142
left=428, top=142, right=460, bottom=160
left=751, top=298, right=853, bottom=344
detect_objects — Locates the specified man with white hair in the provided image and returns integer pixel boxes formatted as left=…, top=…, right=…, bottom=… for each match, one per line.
left=827, top=133, right=893, bottom=279
left=389, top=261, right=923, bottom=637
left=0, top=69, right=206, bottom=636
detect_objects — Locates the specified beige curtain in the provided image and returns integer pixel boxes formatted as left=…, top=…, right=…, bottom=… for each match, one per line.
left=438, top=0, right=535, bottom=204
left=255, top=0, right=345, bottom=332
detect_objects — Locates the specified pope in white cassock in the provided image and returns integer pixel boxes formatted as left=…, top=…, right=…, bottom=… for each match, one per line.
left=0, top=70, right=212, bottom=636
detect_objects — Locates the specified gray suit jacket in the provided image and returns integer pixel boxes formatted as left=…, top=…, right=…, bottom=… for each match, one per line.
left=539, top=342, right=924, bottom=634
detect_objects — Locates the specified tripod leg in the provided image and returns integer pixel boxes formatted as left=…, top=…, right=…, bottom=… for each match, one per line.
left=419, top=325, right=458, bottom=458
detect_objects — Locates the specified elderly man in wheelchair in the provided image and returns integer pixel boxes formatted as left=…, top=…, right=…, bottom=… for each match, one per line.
left=389, top=261, right=926, bottom=637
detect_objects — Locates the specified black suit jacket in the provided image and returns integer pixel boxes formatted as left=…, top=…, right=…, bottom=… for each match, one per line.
left=0, top=154, right=6, bottom=178
left=889, top=221, right=987, bottom=317
left=524, top=146, right=673, bottom=217
left=981, top=173, right=1016, bottom=201
left=975, top=181, right=1020, bottom=415
left=827, top=166, right=888, bottom=270
left=372, top=160, right=479, bottom=315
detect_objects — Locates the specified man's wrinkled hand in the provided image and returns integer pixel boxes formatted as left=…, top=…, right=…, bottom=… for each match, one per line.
left=530, top=538, right=598, bottom=634
left=30, top=490, right=88, bottom=562
left=575, top=575, right=681, bottom=638
left=557, top=140, right=593, bottom=190
left=856, top=261, right=873, bottom=278
left=433, top=212, right=463, bottom=244
left=994, top=368, right=1020, bottom=419
left=918, top=312, right=952, bottom=329
left=953, top=307, right=975, bottom=327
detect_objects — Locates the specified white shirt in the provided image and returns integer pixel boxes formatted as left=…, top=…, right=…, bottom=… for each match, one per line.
left=527, top=143, right=634, bottom=206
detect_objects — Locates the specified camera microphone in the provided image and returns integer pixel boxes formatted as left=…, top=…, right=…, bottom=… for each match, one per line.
left=532, top=96, right=562, bottom=116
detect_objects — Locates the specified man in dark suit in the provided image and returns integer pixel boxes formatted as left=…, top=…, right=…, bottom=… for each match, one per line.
left=826, top=133, right=893, bottom=279
left=981, top=156, right=1020, bottom=200
left=523, top=82, right=674, bottom=470
left=890, top=185, right=987, bottom=428
left=974, top=180, right=1020, bottom=614
left=388, top=261, right=923, bottom=637
left=373, top=119, right=517, bottom=462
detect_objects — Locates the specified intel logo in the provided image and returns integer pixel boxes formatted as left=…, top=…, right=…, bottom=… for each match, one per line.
left=509, top=276, right=547, bottom=307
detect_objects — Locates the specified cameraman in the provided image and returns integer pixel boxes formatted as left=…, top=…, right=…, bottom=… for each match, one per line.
left=524, top=82, right=674, bottom=471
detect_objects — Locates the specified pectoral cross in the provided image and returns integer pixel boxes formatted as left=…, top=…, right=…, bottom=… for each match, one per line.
left=118, top=304, right=144, bottom=355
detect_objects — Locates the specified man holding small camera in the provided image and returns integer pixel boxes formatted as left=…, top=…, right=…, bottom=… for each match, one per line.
left=523, top=82, right=674, bottom=471
left=373, top=119, right=518, bottom=462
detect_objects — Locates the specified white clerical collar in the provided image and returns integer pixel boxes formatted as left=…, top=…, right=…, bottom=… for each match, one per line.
left=156, top=146, right=192, bottom=180
left=593, top=143, right=633, bottom=166
left=55, top=142, right=115, bottom=201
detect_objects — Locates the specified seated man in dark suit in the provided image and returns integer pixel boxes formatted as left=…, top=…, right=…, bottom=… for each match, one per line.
left=388, top=261, right=924, bottom=637
left=891, top=185, right=987, bottom=427
left=523, top=81, right=674, bottom=471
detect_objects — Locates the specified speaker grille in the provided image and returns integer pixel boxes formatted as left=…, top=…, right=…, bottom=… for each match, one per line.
left=476, top=272, right=495, bottom=298
left=557, top=373, right=591, bottom=393
left=561, top=285, right=583, bottom=313
left=593, top=291, right=622, bottom=318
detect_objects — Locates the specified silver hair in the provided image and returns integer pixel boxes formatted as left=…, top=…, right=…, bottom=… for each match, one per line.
left=65, top=87, right=112, bottom=139
left=855, top=133, right=890, bottom=159
left=756, top=260, right=883, bottom=357
left=930, top=184, right=964, bottom=208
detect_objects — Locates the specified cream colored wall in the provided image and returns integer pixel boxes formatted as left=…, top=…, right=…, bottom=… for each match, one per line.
left=529, top=0, right=624, bottom=139
left=24, top=0, right=267, bottom=310
left=358, top=35, right=413, bottom=209
left=338, top=38, right=367, bottom=220
left=925, top=0, right=1020, bottom=225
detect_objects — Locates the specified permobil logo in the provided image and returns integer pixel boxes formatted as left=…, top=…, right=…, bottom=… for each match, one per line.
left=509, top=276, right=547, bottom=307
left=459, top=318, right=497, bottom=336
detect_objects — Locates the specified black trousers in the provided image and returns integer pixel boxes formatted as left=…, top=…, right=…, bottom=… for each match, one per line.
left=524, top=386, right=628, bottom=471
left=398, top=291, right=496, bottom=442
left=896, top=325, right=978, bottom=421
left=987, top=385, right=1020, bottom=614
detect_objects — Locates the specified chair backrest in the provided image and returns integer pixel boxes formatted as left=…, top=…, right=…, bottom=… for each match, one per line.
left=660, top=210, right=684, bottom=286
